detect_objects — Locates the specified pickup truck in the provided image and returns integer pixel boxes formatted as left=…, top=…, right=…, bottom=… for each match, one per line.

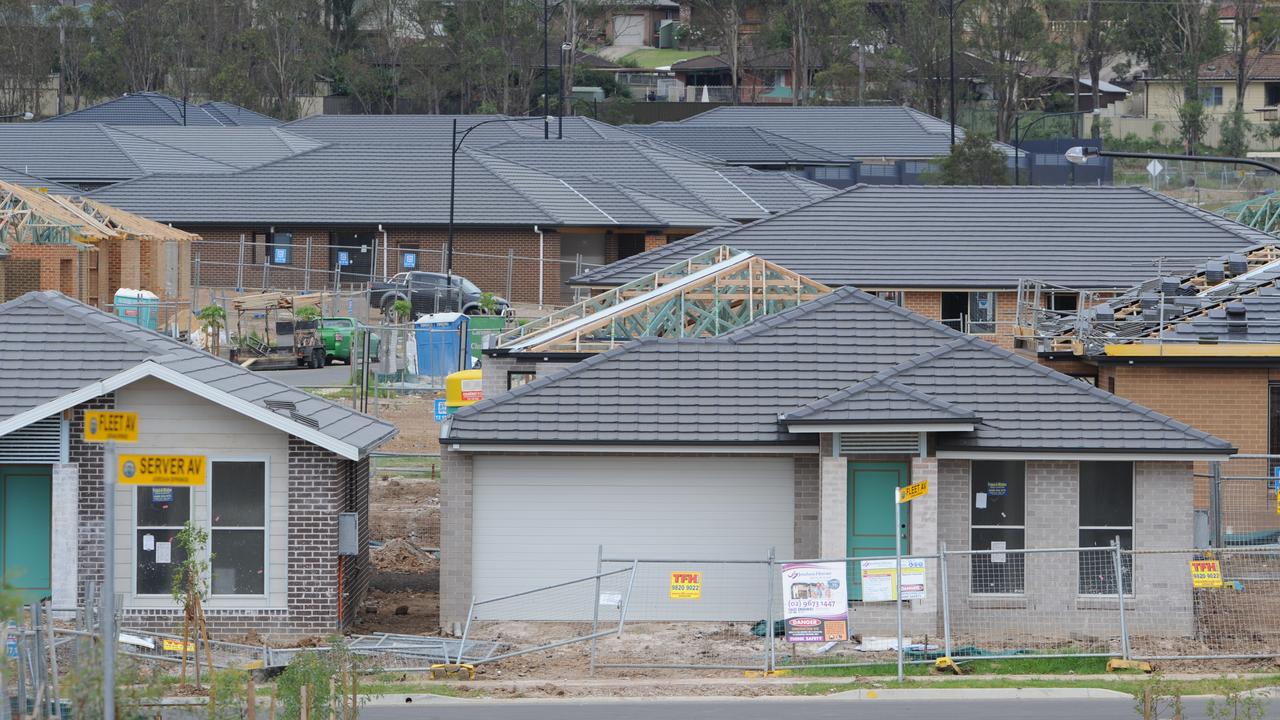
left=318, top=317, right=381, bottom=365
left=368, top=271, right=510, bottom=318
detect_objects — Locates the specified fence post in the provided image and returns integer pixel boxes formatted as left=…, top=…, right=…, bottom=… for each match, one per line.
left=1209, top=461, right=1223, bottom=548
left=192, top=254, right=201, bottom=313
left=764, top=547, right=775, bottom=672
left=939, top=541, right=952, bottom=660
left=455, top=596, right=476, bottom=666
left=304, top=237, right=312, bottom=293
left=236, top=233, right=246, bottom=291
left=1112, top=537, right=1131, bottom=660
left=506, top=249, right=515, bottom=301
left=263, top=259, right=269, bottom=290
left=589, top=545, right=602, bottom=675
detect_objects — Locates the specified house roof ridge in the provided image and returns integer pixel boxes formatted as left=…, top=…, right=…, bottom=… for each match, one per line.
left=1134, top=185, right=1275, bottom=245
left=781, top=372, right=978, bottom=421
left=106, top=126, right=243, bottom=172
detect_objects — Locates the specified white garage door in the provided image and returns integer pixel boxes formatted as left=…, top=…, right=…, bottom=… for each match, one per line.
left=612, top=14, right=646, bottom=45
left=472, top=455, right=795, bottom=621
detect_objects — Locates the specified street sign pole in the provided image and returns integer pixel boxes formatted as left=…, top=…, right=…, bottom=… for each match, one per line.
left=893, top=488, right=904, bottom=682
left=103, top=439, right=116, bottom=720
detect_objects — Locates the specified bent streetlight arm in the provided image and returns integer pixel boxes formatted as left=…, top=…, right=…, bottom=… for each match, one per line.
left=1065, top=147, right=1280, bottom=175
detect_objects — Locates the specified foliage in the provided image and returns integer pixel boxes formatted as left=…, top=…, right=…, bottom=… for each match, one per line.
left=391, top=298, right=412, bottom=323
left=1220, top=108, right=1254, bottom=159
left=478, top=291, right=499, bottom=314
left=1204, top=680, right=1271, bottom=720
left=934, top=132, right=1009, bottom=185
left=171, top=520, right=210, bottom=605
left=207, top=668, right=252, bottom=720
left=295, top=305, right=322, bottom=321
left=62, top=654, right=171, bottom=720
left=1131, top=675, right=1185, bottom=720
left=275, top=644, right=369, bottom=720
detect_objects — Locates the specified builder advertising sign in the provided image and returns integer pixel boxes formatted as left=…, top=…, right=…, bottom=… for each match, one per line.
left=781, top=563, right=849, bottom=643
left=83, top=411, right=138, bottom=443
left=1189, top=559, right=1224, bottom=588
left=118, top=455, right=207, bottom=486
left=860, top=558, right=927, bottom=602
left=669, top=571, right=702, bottom=599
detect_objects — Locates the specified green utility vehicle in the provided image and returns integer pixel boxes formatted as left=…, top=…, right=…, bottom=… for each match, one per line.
left=319, top=317, right=381, bottom=365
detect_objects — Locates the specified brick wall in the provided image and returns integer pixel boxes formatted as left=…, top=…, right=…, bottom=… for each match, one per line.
left=5, top=244, right=87, bottom=303
left=1099, top=364, right=1268, bottom=508
left=900, top=290, right=1019, bottom=349
left=190, top=226, right=564, bottom=304
left=794, top=453, right=819, bottom=558
left=439, top=447, right=474, bottom=629
left=70, top=396, right=113, bottom=604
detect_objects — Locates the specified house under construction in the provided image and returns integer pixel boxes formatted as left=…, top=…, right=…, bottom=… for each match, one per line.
left=0, top=180, right=198, bottom=310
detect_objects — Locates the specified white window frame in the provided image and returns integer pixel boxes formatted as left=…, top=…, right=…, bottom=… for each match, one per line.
left=132, top=484, right=195, bottom=597
left=208, top=457, right=271, bottom=600
left=1077, top=460, right=1135, bottom=597
left=969, top=460, right=1026, bottom=596
left=968, top=292, right=997, bottom=334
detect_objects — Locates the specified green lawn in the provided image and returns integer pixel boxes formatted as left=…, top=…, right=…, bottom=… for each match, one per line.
left=619, top=48, right=717, bottom=68
left=790, top=675, right=1280, bottom=697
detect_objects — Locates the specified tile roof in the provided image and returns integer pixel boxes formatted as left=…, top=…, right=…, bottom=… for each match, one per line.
left=781, top=376, right=978, bottom=425
left=0, top=291, right=395, bottom=454
left=88, top=141, right=737, bottom=228
left=44, top=93, right=281, bottom=127
left=572, top=185, right=1271, bottom=289
left=445, top=287, right=1231, bottom=454
left=620, top=124, right=853, bottom=165
left=1197, top=52, right=1280, bottom=81
left=283, top=114, right=638, bottom=144
left=675, top=105, right=974, bottom=159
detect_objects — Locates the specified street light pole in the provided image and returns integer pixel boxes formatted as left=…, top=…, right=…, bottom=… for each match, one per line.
left=1065, top=147, right=1280, bottom=176
left=948, top=0, right=956, bottom=146
left=544, top=0, right=550, bottom=140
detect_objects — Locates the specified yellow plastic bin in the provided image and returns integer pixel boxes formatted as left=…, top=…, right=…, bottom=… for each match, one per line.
left=444, top=369, right=483, bottom=414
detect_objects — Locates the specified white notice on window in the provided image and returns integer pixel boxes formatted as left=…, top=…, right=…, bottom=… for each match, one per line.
left=142, top=534, right=155, bottom=551
left=991, top=541, right=1007, bottom=564
left=155, top=541, right=171, bottom=564
left=975, top=493, right=988, bottom=510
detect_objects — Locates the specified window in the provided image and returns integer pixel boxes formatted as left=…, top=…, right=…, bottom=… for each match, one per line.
left=874, top=291, right=905, bottom=307
left=1269, top=385, right=1280, bottom=478
left=211, top=461, right=267, bottom=596
left=860, top=163, right=896, bottom=178
left=1267, top=82, right=1280, bottom=107
left=269, top=231, right=293, bottom=265
left=136, top=486, right=190, bottom=595
left=941, top=292, right=997, bottom=334
left=1199, top=86, right=1224, bottom=107
left=812, top=165, right=854, bottom=181
left=508, top=370, right=537, bottom=390
left=970, top=461, right=1025, bottom=594
left=1078, top=461, right=1133, bottom=595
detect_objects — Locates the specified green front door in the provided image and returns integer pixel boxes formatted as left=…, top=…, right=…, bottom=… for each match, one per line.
left=847, top=462, right=910, bottom=600
left=0, top=466, right=52, bottom=604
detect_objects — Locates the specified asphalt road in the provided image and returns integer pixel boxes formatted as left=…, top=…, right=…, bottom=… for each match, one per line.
left=253, top=361, right=353, bottom=387
left=358, top=696, right=1280, bottom=720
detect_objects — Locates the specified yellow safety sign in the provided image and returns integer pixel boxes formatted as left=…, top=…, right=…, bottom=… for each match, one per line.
left=669, top=571, right=702, bottom=599
left=896, top=480, right=928, bottom=504
left=161, top=638, right=195, bottom=653
left=118, top=455, right=206, bottom=486
left=1189, top=559, right=1224, bottom=589
left=83, top=411, right=138, bottom=442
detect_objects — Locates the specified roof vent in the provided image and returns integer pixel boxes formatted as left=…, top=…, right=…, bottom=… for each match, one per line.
left=290, top=411, right=320, bottom=429
left=838, top=432, right=920, bottom=455
left=265, top=399, right=297, bottom=413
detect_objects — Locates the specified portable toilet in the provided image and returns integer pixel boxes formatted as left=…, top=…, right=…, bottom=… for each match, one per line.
left=445, top=369, right=483, bottom=414
left=114, top=288, right=159, bottom=331
left=414, top=313, right=469, bottom=378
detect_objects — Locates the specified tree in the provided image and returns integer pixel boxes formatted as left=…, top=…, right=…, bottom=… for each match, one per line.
left=968, top=0, right=1049, bottom=141
left=251, top=0, right=324, bottom=119
left=875, top=0, right=960, bottom=118
left=692, top=0, right=751, bottom=104
left=199, top=303, right=227, bottom=356
left=936, top=132, right=1010, bottom=184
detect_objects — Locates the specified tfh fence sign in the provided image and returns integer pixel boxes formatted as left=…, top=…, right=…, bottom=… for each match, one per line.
left=669, top=572, right=702, bottom=599
left=1189, top=559, right=1224, bottom=588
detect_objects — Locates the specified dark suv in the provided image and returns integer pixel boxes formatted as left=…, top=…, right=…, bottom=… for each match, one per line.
left=368, top=271, right=511, bottom=317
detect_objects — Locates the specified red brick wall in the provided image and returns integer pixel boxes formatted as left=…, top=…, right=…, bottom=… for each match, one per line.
left=901, top=290, right=1018, bottom=349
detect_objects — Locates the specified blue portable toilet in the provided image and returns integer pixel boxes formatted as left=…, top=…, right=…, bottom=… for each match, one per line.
left=114, top=288, right=159, bottom=331
left=414, top=313, right=470, bottom=378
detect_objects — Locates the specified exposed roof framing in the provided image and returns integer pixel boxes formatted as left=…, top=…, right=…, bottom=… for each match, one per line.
left=1220, top=193, right=1280, bottom=235
left=0, top=180, right=197, bottom=248
left=497, top=246, right=830, bottom=354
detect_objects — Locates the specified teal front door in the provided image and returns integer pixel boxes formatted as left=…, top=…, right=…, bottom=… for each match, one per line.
left=848, top=462, right=910, bottom=600
left=0, top=466, right=52, bottom=604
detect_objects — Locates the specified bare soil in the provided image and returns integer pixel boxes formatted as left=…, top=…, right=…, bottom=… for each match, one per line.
left=375, top=393, right=442, bottom=455
left=369, top=476, right=438, bottom=550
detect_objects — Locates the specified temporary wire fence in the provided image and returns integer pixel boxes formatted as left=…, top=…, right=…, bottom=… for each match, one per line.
left=584, top=541, right=1280, bottom=675
left=457, top=565, right=637, bottom=666
left=1208, top=456, right=1280, bottom=548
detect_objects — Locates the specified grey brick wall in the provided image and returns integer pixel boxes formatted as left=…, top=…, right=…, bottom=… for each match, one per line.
left=794, top=454, right=820, bottom=558
left=70, top=396, right=113, bottom=604
left=439, top=447, right=474, bottom=630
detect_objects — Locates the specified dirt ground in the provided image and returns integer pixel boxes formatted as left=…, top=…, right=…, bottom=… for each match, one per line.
left=362, top=470, right=442, bottom=636
left=374, top=393, right=442, bottom=455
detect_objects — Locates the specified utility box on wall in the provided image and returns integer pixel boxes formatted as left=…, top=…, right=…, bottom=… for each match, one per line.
left=338, top=512, right=359, bottom=555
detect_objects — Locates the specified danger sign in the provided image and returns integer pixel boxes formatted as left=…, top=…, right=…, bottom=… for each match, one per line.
left=1189, top=559, right=1223, bottom=588
left=669, top=571, right=702, bottom=599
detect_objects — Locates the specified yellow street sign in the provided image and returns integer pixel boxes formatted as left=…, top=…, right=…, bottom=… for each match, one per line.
left=118, top=455, right=206, bottom=486
left=896, top=480, right=928, bottom=504
left=83, top=411, right=138, bottom=443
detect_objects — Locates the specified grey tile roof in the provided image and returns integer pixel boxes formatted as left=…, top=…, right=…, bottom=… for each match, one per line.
left=0, top=125, right=320, bottom=185
left=621, top=124, right=853, bottom=165
left=88, top=142, right=737, bottom=229
left=44, top=93, right=281, bottom=127
left=446, top=287, right=1231, bottom=454
left=0, top=291, right=395, bottom=453
left=676, top=105, right=974, bottom=159
left=782, top=376, right=977, bottom=425
left=282, top=114, right=636, bottom=145
left=483, top=140, right=836, bottom=219
left=572, top=185, right=1271, bottom=289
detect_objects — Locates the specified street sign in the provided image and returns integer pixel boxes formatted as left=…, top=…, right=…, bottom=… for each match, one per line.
left=896, top=480, right=928, bottom=504
left=83, top=411, right=138, bottom=442
left=1146, top=159, right=1164, bottom=177
left=118, top=455, right=206, bottom=486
